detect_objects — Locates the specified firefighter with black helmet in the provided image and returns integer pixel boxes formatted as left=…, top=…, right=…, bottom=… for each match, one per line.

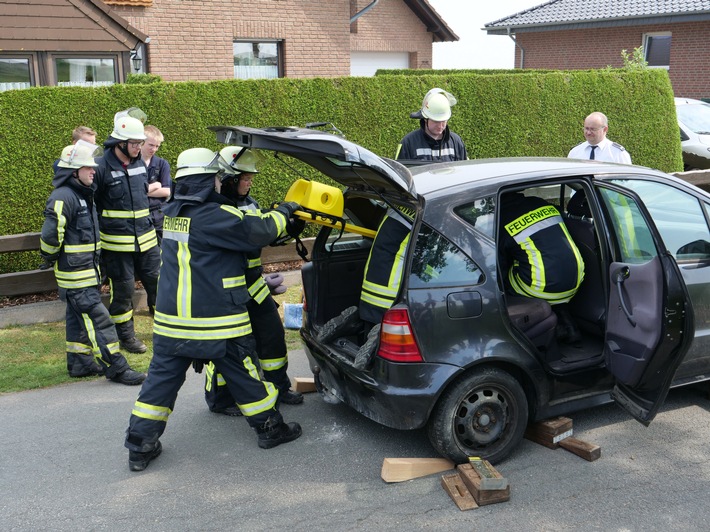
left=40, top=142, right=146, bottom=385
left=94, top=115, right=159, bottom=354
left=202, top=146, right=304, bottom=416
left=125, top=148, right=303, bottom=471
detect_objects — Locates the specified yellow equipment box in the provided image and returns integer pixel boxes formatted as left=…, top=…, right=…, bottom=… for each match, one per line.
left=284, top=179, right=376, bottom=239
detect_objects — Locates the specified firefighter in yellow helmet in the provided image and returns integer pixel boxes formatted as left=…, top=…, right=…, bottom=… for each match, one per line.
left=202, top=147, right=304, bottom=417
left=395, top=87, right=468, bottom=162
left=40, top=141, right=146, bottom=384
left=124, top=148, right=303, bottom=471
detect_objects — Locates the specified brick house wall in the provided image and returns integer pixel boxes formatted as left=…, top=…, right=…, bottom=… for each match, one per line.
left=514, top=21, right=710, bottom=99
left=111, top=0, right=433, bottom=80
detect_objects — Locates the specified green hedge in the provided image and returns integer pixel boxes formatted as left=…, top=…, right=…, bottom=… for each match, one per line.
left=0, top=69, right=681, bottom=274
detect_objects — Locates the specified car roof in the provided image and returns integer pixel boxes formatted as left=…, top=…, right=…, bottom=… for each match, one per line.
left=408, top=157, right=669, bottom=197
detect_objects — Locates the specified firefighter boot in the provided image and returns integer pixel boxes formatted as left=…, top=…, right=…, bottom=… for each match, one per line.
left=116, top=320, right=147, bottom=354
left=279, top=388, right=304, bottom=405
left=256, top=412, right=302, bottom=449
left=110, top=368, right=146, bottom=386
left=129, top=441, right=162, bottom=472
left=317, top=306, right=362, bottom=344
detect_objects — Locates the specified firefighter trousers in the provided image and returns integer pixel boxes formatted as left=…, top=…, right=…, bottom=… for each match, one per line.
left=204, top=295, right=290, bottom=411
left=103, top=247, right=160, bottom=338
left=62, top=287, right=129, bottom=378
left=125, top=335, right=279, bottom=453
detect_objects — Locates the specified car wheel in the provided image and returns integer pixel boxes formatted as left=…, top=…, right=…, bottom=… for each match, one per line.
left=427, top=367, right=528, bottom=464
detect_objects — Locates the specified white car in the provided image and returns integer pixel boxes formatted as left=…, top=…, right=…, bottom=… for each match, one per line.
left=675, top=97, right=710, bottom=170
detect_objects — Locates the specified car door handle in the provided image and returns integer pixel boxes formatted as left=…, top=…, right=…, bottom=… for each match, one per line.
left=613, top=266, right=637, bottom=327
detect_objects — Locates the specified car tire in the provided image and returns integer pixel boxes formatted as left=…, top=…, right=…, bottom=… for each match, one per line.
left=427, top=367, right=528, bottom=465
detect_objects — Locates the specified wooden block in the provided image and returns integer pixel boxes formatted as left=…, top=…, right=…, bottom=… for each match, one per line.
left=559, top=436, right=601, bottom=462
left=441, top=473, right=479, bottom=511
left=291, top=377, right=317, bottom=393
left=456, top=463, right=510, bottom=505
left=381, top=457, right=455, bottom=483
left=467, top=458, right=508, bottom=490
left=524, top=417, right=573, bottom=449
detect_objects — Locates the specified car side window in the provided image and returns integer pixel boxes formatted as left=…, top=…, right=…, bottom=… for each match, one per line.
left=598, top=188, right=658, bottom=264
left=455, top=196, right=495, bottom=239
left=609, top=179, right=710, bottom=262
left=409, top=224, right=484, bottom=288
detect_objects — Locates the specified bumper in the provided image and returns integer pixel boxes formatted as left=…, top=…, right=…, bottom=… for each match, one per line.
left=302, top=333, right=461, bottom=430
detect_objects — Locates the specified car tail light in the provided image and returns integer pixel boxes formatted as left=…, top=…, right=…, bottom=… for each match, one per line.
left=377, top=308, right=423, bottom=363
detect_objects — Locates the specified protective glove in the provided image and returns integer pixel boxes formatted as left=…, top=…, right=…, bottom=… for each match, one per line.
left=264, top=273, right=287, bottom=295
left=192, top=360, right=204, bottom=374
left=286, top=217, right=306, bottom=239
left=38, top=258, right=55, bottom=270
left=274, top=201, right=301, bottom=219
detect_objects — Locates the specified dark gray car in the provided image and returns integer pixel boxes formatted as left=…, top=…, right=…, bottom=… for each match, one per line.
left=212, top=125, right=710, bottom=464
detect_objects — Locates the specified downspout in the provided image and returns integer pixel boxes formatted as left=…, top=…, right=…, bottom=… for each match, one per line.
left=507, top=27, right=525, bottom=69
left=351, top=0, right=380, bottom=24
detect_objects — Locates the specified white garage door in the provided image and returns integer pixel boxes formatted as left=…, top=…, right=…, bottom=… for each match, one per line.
left=350, top=52, right=409, bottom=77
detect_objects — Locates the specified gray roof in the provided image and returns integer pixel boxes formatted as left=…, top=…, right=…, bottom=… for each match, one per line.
left=485, top=0, right=710, bottom=34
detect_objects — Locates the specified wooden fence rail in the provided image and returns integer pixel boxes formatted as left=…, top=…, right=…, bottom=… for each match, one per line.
left=0, top=233, right=311, bottom=298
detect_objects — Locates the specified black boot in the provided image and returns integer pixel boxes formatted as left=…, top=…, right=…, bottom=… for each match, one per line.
left=555, top=306, right=581, bottom=344
left=117, top=320, right=148, bottom=353
left=279, top=388, right=304, bottom=405
left=128, top=441, right=162, bottom=472
left=110, top=368, right=146, bottom=385
left=210, top=405, right=243, bottom=416
left=353, top=323, right=380, bottom=370
left=256, top=413, right=302, bottom=449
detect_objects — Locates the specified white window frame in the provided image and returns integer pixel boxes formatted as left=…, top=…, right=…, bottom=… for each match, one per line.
left=643, top=32, right=671, bottom=70
left=233, top=40, right=283, bottom=80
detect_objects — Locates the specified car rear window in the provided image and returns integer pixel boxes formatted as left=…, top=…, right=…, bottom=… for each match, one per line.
left=409, top=224, right=484, bottom=288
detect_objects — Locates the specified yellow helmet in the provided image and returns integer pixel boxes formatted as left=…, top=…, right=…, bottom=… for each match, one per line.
left=175, top=148, right=222, bottom=179
left=57, top=141, right=100, bottom=169
left=111, top=116, right=147, bottom=141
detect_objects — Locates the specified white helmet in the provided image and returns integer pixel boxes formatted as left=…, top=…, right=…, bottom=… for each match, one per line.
left=412, top=88, right=457, bottom=121
left=57, top=140, right=100, bottom=169
left=218, top=146, right=260, bottom=174
left=175, top=148, right=223, bottom=179
left=111, top=116, right=147, bottom=141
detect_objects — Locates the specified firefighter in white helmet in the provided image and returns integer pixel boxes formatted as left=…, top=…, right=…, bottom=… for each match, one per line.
left=395, top=87, right=468, bottom=162
left=201, top=147, right=304, bottom=417
left=93, top=115, right=159, bottom=355
left=124, top=147, right=303, bottom=471
left=40, top=141, right=146, bottom=385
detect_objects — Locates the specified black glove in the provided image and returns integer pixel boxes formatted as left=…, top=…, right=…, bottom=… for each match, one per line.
left=286, top=217, right=306, bottom=239
left=264, top=273, right=287, bottom=295
left=39, top=258, right=55, bottom=270
left=192, top=360, right=204, bottom=374
left=275, top=201, right=301, bottom=219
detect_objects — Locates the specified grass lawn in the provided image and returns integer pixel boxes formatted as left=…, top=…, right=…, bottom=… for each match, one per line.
left=0, top=287, right=303, bottom=394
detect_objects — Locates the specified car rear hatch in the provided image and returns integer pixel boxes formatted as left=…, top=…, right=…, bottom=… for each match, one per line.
left=209, top=125, right=417, bottom=197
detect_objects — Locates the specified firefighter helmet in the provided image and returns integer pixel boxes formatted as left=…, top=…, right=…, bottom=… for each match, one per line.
left=110, top=116, right=147, bottom=141
left=218, top=146, right=260, bottom=174
left=57, top=140, right=100, bottom=169
left=175, top=148, right=224, bottom=179
left=411, top=88, right=457, bottom=120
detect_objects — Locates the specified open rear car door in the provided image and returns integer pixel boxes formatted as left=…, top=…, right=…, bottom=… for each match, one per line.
left=595, top=183, right=695, bottom=425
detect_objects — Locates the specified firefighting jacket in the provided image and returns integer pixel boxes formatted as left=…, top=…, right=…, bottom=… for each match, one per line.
left=396, top=121, right=467, bottom=162
left=500, top=193, right=585, bottom=304
left=93, top=147, right=158, bottom=253
left=152, top=181, right=292, bottom=360
left=235, top=194, right=270, bottom=305
left=40, top=167, right=101, bottom=289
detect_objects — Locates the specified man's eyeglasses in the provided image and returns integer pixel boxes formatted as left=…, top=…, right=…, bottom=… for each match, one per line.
left=127, top=140, right=145, bottom=147
left=583, top=126, right=604, bottom=133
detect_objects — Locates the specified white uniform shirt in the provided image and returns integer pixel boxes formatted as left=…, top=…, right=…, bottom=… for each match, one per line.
left=567, top=137, right=631, bottom=164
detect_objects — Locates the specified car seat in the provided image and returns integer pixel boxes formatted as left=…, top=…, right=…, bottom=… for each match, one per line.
left=506, top=296, right=558, bottom=350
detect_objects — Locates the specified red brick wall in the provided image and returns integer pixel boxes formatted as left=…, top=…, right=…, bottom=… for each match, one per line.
left=112, top=0, right=432, bottom=80
left=514, top=21, right=710, bottom=99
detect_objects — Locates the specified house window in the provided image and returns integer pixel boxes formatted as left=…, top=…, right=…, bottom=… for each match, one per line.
left=55, top=58, right=116, bottom=87
left=643, top=33, right=671, bottom=68
left=0, top=57, right=33, bottom=92
left=233, top=41, right=281, bottom=79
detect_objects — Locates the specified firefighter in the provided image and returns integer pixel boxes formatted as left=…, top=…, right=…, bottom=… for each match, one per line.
left=499, top=191, right=585, bottom=343
left=317, top=205, right=414, bottom=369
left=125, top=148, right=303, bottom=471
left=40, top=142, right=146, bottom=385
left=395, top=87, right=467, bottom=162
left=94, top=116, right=159, bottom=354
left=202, top=147, right=304, bottom=416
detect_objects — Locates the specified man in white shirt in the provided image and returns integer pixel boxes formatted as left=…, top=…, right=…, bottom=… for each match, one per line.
left=568, top=112, right=631, bottom=164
